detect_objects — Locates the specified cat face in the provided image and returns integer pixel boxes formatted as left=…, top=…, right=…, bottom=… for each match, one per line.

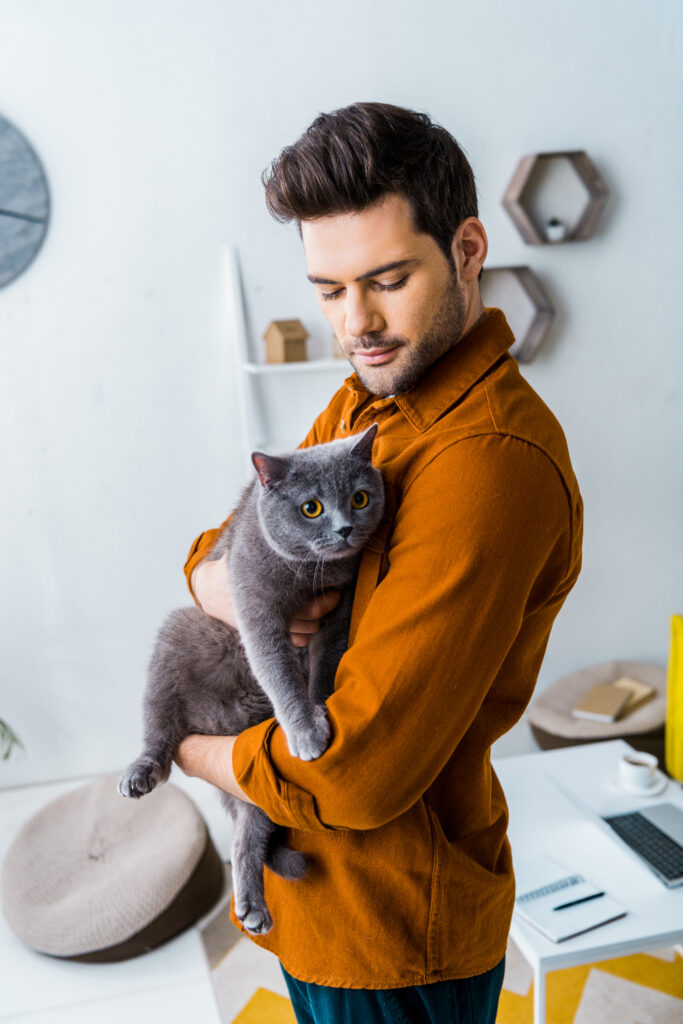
left=252, top=426, right=384, bottom=562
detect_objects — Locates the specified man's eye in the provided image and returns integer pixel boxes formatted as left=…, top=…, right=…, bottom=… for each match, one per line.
left=376, top=277, right=408, bottom=292
left=320, top=277, right=408, bottom=301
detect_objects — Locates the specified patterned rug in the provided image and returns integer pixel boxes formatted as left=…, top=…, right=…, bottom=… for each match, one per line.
left=199, top=867, right=683, bottom=1023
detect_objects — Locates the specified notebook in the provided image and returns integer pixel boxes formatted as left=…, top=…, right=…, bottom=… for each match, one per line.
left=571, top=682, right=631, bottom=723
left=514, top=854, right=626, bottom=942
left=611, top=676, right=656, bottom=716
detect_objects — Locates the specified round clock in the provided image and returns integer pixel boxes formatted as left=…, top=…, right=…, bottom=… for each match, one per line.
left=0, top=116, right=50, bottom=289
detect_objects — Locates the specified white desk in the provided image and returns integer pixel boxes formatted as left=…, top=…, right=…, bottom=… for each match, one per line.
left=493, top=740, right=683, bottom=1024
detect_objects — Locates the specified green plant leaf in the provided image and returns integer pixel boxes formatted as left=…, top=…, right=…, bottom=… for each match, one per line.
left=0, top=719, right=24, bottom=761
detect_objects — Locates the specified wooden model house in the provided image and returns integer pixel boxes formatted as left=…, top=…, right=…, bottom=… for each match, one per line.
left=263, top=319, right=309, bottom=363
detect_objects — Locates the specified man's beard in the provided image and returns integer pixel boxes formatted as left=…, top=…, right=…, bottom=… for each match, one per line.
left=346, top=265, right=467, bottom=396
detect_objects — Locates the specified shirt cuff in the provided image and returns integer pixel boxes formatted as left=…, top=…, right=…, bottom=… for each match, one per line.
left=232, top=720, right=341, bottom=832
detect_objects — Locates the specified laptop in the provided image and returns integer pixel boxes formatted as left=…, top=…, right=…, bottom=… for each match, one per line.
left=601, top=802, right=683, bottom=888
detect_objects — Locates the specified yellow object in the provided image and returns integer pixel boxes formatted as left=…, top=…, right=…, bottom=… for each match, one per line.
left=232, top=988, right=296, bottom=1024
left=497, top=948, right=683, bottom=1023
left=666, top=613, right=683, bottom=781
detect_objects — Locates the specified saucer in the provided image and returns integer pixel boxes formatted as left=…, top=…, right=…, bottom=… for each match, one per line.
left=607, top=769, right=668, bottom=797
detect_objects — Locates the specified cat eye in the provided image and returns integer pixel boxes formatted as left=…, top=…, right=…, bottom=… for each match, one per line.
left=351, top=491, right=369, bottom=510
left=301, top=499, right=323, bottom=519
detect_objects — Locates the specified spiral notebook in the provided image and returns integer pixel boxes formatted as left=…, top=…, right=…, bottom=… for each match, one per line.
left=514, top=855, right=626, bottom=942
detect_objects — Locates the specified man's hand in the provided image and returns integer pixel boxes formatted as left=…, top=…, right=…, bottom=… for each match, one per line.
left=192, top=555, right=340, bottom=645
left=288, top=590, right=341, bottom=647
left=191, top=554, right=237, bottom=626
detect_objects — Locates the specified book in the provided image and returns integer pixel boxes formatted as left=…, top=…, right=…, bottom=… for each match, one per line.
left=571, top=682, right=632, bottom=723
left=612, top=675, right=656, bottom=717
left=514, top=855, right=626, bottom=942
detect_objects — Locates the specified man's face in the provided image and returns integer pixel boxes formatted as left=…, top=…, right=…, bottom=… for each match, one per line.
left=302, top=193, right=468, bottom=396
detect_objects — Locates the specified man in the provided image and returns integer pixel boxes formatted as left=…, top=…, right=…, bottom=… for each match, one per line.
left=176, top=102, right=583, bottom=1023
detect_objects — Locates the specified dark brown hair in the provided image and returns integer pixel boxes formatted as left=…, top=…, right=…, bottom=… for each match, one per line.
left=262, top=102, right=478, bottom=262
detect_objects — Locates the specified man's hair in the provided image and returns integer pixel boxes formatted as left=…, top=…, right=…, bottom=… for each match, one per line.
left=262, top=102, right=478, bottom=261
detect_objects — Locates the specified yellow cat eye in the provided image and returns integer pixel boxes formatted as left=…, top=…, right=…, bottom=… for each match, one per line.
left=301, top=499, right=323, bottom=519
left=351, top=490, right=369, bottom=510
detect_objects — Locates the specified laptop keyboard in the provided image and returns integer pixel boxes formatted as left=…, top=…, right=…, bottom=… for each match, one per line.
left=603, top=811, right=683, bottom=882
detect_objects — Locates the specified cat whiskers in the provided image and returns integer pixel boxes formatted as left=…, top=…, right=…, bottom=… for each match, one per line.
left=292, top=555, right=309, bottom=595
left=313, top=555, right=326, bottom=599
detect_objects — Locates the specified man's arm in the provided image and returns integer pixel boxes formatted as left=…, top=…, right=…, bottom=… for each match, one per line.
left=175, top=733, right=252, bottom=801
left=226, top=434, right=577, bottom=833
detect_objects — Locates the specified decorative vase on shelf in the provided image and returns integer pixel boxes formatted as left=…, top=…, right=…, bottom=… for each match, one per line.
left=545, top=217, right=567, bottom=243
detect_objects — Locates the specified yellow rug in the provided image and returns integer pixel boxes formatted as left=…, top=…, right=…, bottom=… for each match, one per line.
left=232, top=988, right=296, bottom=1024
left=199, top=878, right=683, bottom=1022
left=498, top=947, right=683, bottom=1023
left=221, top=948, right=683, bottom=1023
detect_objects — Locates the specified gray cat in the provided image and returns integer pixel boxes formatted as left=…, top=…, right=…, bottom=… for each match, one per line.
left=119, top=425, right=384, bottom=935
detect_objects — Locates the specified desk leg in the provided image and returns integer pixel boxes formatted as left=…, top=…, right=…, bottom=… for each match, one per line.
left=533, top=967, right=546, bottom=1024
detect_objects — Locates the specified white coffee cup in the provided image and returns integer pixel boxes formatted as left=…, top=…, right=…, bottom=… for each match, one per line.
left=618, top=751, right=659, bottom=791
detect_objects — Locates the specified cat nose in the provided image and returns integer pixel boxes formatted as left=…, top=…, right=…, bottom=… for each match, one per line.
left=336, top=526, right=353, bottom=540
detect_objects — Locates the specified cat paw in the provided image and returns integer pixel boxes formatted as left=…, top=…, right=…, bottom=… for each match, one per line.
left=286, top=705, right=330, bottom=761
left=234, top=896, right=273, bottom=935
left=118, top=757, right=165, bottom=798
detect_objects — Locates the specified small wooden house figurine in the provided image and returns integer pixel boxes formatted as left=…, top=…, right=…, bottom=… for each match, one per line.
left=263, top=319, right=309, bottom=363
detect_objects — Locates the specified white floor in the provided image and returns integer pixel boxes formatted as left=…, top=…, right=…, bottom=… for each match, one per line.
left=0, top=772, right=233, bottom=1024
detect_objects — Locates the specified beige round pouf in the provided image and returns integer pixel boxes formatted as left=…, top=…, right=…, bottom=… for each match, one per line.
left=2, top=775, right=224, bottom=962
left=528, top=660, right=666, bottom=762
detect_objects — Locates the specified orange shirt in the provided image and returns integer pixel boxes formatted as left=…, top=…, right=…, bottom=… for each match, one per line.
left=184, top=309, right=583, bottom=988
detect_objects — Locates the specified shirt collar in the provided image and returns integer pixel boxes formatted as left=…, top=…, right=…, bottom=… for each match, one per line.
left=343, top=308, right=515, bottom=432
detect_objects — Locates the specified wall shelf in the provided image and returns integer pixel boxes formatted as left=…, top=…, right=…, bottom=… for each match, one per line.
left=502, top=150, right=609, bottom=246
left=225, top=247, right=350, bottom=467
left=480, top=266, right=554, bottom=363
left=244, top=359, right=347, bottom=375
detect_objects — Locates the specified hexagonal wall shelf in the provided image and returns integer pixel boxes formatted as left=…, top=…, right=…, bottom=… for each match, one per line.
left=480, top=266, right=554, bottom=363
left=502, top=150, right=608, bottom=246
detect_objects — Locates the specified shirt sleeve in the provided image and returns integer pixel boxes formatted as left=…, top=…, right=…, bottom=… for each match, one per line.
left=232, top=433, right=573, bottom=831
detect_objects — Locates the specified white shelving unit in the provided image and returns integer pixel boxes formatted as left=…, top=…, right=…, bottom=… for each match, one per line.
left=223, top=246, right=349, bottom=466
left=243, top=359, right=345, bottom=375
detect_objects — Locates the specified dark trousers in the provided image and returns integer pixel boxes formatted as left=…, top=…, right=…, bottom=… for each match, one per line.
left=280, top=957, right=505, bottom=1024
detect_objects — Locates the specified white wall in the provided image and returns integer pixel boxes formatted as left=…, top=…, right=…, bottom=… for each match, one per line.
left=1, top=0, right=681, bottom=787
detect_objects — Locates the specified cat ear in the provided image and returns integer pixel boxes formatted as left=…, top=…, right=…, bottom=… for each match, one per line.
left=350, top=423, right=378, bottom=461
left=251, top=452, right=290, bottom=488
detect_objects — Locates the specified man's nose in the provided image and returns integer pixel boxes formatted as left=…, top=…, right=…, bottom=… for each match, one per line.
left=344, top=291, right=384, bottom=338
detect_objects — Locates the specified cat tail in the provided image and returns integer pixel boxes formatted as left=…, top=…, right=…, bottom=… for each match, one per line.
left=265, top=830, right=307, bottom=880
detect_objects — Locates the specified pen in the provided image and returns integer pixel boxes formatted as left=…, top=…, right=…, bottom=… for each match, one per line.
left=553, top=891, right=606, bottom=911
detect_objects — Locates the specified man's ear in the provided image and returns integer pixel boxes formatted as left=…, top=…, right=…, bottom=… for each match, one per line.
left=450, top=217, right=488, bottom=283
left=251, top=452, right=289, bottom=488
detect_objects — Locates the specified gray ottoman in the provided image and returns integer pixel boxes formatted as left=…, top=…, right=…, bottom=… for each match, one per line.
left=2, top=775, right=225, bottom=962
left=527, top=660, right=666, bottom=764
